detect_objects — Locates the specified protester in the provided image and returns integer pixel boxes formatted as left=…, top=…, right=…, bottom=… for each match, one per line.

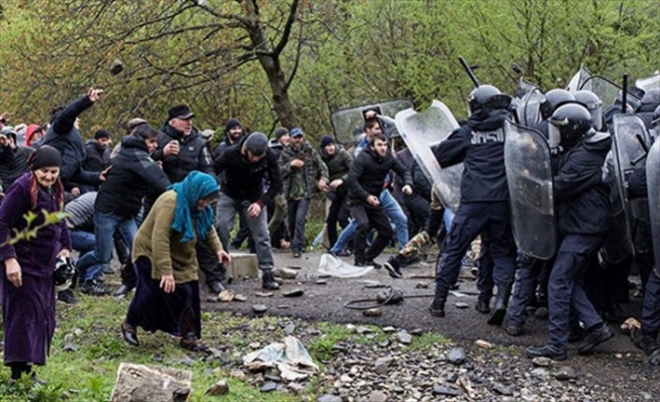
left=152, top=104, right=224, bottom=295
left=214, top=132, right=282, bottom=290
left=121, top=171, right=230, bottom=351
left=75, top=124, right=170, bottom=295
left=0, top=127, right=34, bottom=192
left=0, top=146, right=71, bottom=384
left=279, top=127, right=328, bottom=257
left=318, top=135, right=352, bottom=248
left=267, top=127, right=291, bottom=249
left=41, top=87, right=107, bottom=192
left=346, top=132, right=412, bottom=268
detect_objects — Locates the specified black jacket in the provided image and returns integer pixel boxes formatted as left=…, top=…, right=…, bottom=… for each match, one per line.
left=152, top=124, right=214, bottom=184
left=412, top=160, right=432, bottom=201
left=553, top=134, right=612, bottom=236
left=41, top=96, right=102, bottom=188
left=347, top=146, right=412, bottom=204
left=0, top=145, right=33, bottom=191
left=95, top=135, right=171, bottom=216
left=82, top=140, right=110, bottom=172
left=432, top=109, right=510, bottom=203
left=214, top=137, right=282, bottom=207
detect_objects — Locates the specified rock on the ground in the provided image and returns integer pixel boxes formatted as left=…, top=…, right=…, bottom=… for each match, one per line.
left=205, top=379, right=229, bottom=396
left=397, top=331, right=412, bottom=345
left=317, top=394, right=342, bottom=402
left=253, top=304, right=268, bottom=314
left=447, top=347, right=466, bottom=365
left=369, top=390, right=388, bottom=402
left=553, top=366, right=577, bottom=381
left=260, top=381, right=277, bottom=392
left=363, top=308, right=382, bottom=317
left=373, top=356, right=393, bottom=375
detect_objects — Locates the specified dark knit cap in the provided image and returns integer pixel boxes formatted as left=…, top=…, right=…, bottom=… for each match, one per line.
left=225, top=118, right=241, bottom=132
left=274, top=127, right=289, bottom=141
left=29, top=145, right=61, bottom=170
left=320, top=135, right=335, bottom=148
left=94, top=129, right=112, bottom=140
left=245, top=132, right=269, bottom=156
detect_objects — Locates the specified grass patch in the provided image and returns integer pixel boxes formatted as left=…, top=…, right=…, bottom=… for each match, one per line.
left=406, top=332, right=452, bottom=351
left=0, top=295, right=308, bottom=401
left=307, top=322, right=352, bottom=362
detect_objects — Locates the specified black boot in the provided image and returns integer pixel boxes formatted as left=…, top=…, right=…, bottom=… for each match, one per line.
left=262, top=270, right=280, bottom=290
left=428, top=285, right=447, bottom=317
left=634, top=331, right=659, bottom=355
left=488, top=284, right=512, bottom=326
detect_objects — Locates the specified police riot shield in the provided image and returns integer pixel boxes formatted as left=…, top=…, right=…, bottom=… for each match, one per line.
left=503, top=120, right=556, bottom=260
left=600, top=151, right=634, bottom=264
left=516, top=87, right=545, bottom=127
left=580, top=76, right=643, bottom=112
left=635, top=72, right=660, bottom=94
left=567, top=65, right=592, bottom=94
left=394, top=100, right=462, bottom=212
left=331, top=99, right=414, bottom=144
left=646, top=138, right=660, bottom=275
left=612, top=114, right=653, bottom=252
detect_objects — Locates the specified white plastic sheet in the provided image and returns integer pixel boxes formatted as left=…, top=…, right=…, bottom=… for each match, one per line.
left=317, top=253, right=374, bottom=278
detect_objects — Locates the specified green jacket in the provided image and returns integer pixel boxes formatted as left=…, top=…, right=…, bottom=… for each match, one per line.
left=278, top=141, right=329, bottom=200
left=319, top=146, right=353, bottom=188
left=132, top=190, right=223, bottom=283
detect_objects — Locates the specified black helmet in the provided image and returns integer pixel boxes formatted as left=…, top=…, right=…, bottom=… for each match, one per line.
left=548, top=102, right=592, bottom=148
left=54, top=256, right=76, bottom=291
left=540, top=89, right=575, bottom=120
left=574, top=90, right=603, bottom=130
left=467, top=85, right=512, bottom=116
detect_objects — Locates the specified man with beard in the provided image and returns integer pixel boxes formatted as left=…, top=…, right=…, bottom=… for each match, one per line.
left=279, top=128, right=328, bottom=257
left=213, top=118, right=244, bottom=160
left=347, top=133, right=412, bottom=267
left=428, top=85, right=517, bottom=326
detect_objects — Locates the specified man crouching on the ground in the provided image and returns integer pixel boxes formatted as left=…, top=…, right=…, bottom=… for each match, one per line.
left=214, top=132, right=282, bottom=290
left=346, top=133, right=413, bottom=268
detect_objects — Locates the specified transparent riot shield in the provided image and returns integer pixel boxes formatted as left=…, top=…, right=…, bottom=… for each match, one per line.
left=580, top=76, right=643, bottom=111
left=635, top=73, right=660, bottom=94
left=647, top=138, right=660, bottom=275
left=394, top=100, right=462, bottom=212
left=517, top=87, right=545, bottom=127
left=600, top=151, right=633, bottom=263
left=567, top=65, right=592, bottom=94
left=612, top=114, right=653, bottom=253
left=503, top=120, right=556, bottom=260
left=331, top=99, right=414, bottom=144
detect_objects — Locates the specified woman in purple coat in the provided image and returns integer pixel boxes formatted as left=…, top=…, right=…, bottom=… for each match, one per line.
left=0, top=146, right=71, bottom=384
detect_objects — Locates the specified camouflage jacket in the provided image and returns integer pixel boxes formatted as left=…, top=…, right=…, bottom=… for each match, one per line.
left=278, top=141, right=329, bottom=200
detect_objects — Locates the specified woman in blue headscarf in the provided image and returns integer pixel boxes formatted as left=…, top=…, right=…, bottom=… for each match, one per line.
left=121, top=171, right=231, bottom=351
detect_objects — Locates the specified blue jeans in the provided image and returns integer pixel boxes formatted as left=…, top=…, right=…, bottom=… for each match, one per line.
left=379, top=190, right=408, bottom=249
left=76, top=210, right=138, bottom=281
left=70, top=230, right=95, bottom=255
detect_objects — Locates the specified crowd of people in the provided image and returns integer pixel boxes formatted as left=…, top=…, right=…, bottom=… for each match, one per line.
left=0, top=80, right=659, bottom=384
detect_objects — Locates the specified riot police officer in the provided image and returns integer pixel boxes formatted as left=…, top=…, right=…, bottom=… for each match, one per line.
left=428, top=85, right=517, bottom=325
left=526, top=103, right=614, bottom=360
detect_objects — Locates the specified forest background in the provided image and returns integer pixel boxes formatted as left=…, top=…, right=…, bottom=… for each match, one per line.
left=0, top=0, right=658, bottom=145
